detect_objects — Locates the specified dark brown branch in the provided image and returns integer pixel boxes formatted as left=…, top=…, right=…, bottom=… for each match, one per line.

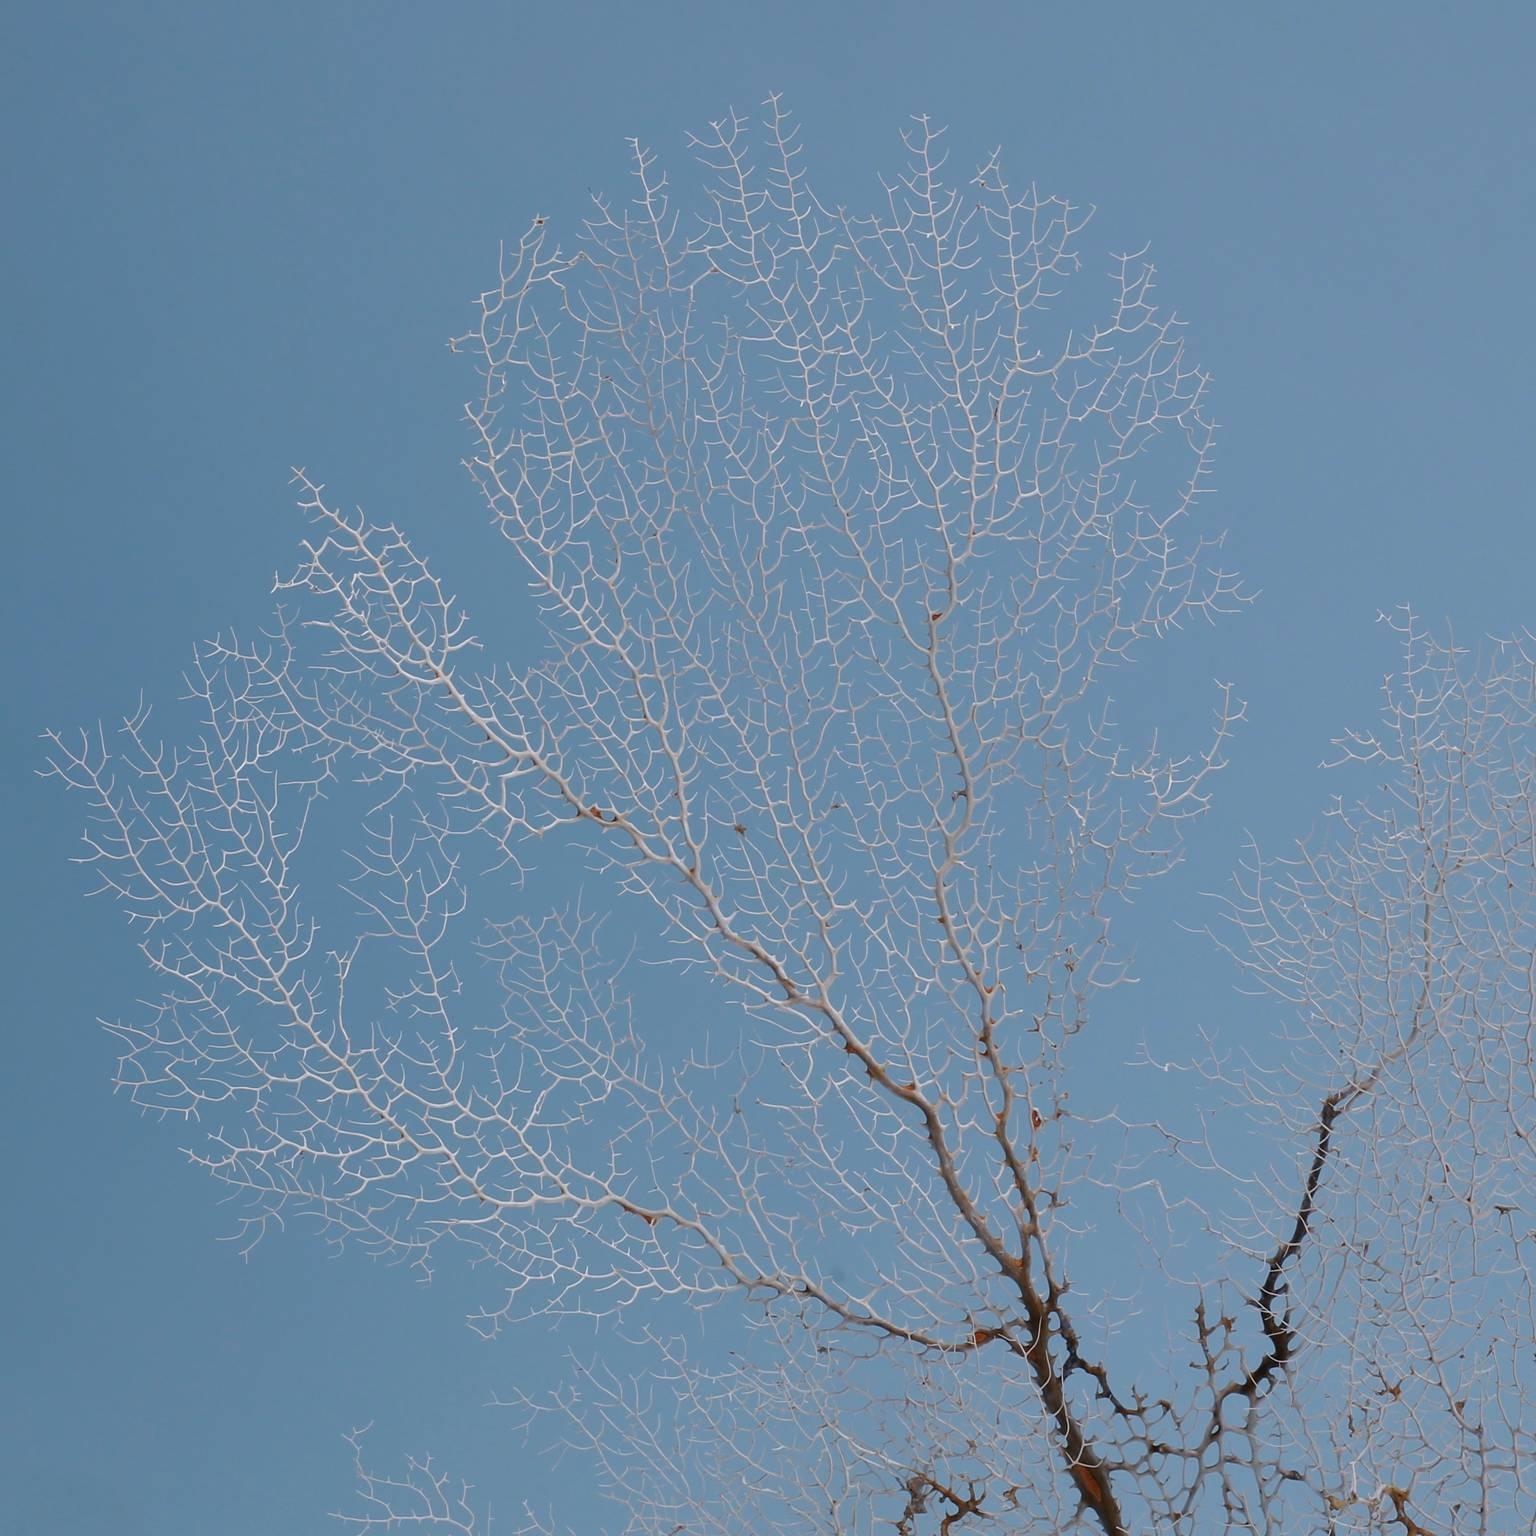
left=895, top=1473, right=987, bottom=1536
left=1221, top=1088, right=1345, bottom=1409
left=988, top=1294, right=1130, bottom=1536
left=1385, top=1485, right=1440, bottom=1536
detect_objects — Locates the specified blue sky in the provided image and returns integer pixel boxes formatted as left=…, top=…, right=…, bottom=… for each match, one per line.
left=4, top=4, right=1533, bottom=1531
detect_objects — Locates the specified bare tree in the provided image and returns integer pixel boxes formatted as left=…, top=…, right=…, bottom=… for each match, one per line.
left=47, top=102, right=1536, bottom=1534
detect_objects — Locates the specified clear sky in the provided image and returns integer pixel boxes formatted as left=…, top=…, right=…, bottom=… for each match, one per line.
left=4, top=4, right=1533, bottom=1531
